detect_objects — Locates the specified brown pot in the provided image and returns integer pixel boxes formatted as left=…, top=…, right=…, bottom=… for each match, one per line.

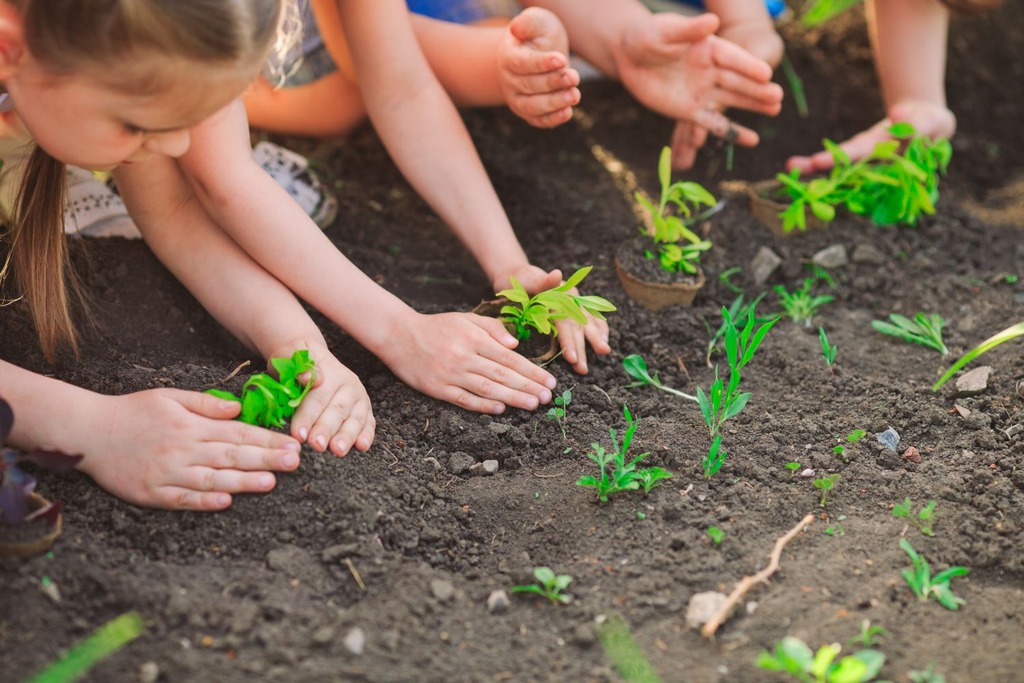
left=0, top=492, right=63, bottom=557
left=726, top=179, right=825, bottom=237
left=615, top=257, right=705, bottom=311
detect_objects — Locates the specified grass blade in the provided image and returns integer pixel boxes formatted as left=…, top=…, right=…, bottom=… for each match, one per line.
left=30, top=611, right=144, bottom=683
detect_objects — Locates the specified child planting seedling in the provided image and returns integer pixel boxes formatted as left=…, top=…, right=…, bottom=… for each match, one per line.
left=576, top=405, right=672, bottom=503
left=207, top=351, right=317, bottom=430
left=497, top=266, right=615, bottom=342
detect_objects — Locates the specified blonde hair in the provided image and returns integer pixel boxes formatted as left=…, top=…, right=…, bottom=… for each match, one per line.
left=1, top=0, right=284, bottom=362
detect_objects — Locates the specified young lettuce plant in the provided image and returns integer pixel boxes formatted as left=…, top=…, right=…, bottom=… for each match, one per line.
left=635, top=146, right=717, bottom=274
left=207, top=350, right=316, bottom=429
left=497, top=265, right=616, bottom=341
left=899, top=539, right=969, bottom=610
left=756, top=635, right=885, bottom=683
left=872, top=313, right=948, bottom=356
left=0, top=398, right=82, bottom=527
left=576, top=405, right=671, bottom=502
left=511, top=567, right=573, bottom=605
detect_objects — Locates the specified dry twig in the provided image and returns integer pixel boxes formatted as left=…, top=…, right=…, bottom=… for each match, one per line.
left=701, top=513, right=815, bottom=638
left=215, top=360, right=250, bottom=385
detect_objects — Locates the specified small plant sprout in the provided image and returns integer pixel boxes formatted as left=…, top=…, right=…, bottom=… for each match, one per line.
left=775, top=277, right=834, bottom=328
left=707, top=525, right=726, bottom=545
left=496, top=265, right=616, bottom=342
left=892, top=498, right=937, bottom=537
left=576, top=405, right=671, bottom=503
left=510, top=567, right=573, bottom=605
left=813, top=473, right=840, bottom=507
left=933, top=321, right=1024, bottom=390
left=635, top=146, right=718, bottom=274
left=909, top=664, right=947, bottom=683
left=871, top=313, right=948, bottom=356
left=819, top=326, right=837, bottom=370
left=704, top=292, right=771, bottom=366
left=207, top=350, right=317, bottom=429
left=702, top=435, right=727, bottom=479
left=899, top=538, right=969, bottom=610
left=847, top=620, right=889, bottom=649
left=622, top=354, right=697, bottom=402
left=833, top=430, right=865, bottom=458
left=785, top=461, right=802, bottom=475
left=824, top=515, right=846, bottom=537
left=546, top=389, right=573, bottom=439
left=756, top=635, right=885, bottom=683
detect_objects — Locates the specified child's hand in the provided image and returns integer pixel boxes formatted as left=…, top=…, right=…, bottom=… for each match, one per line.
left=271, top=340, right=375, bottom=458
left=615, top=12, right=783, bottom=169
left=379, top=311, right=556, bottom=414
left=76, top=389, right=302, bottom=511
left=786, top=101, right=956, bottom=174
left=498, top=7, right=581, bottom=128
left=498, top=265, right=611, bottom=375
left=716, top=14, right=784, bottom=67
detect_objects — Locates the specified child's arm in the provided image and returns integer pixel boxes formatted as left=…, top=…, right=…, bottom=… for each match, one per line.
left=0, top=359, right=302, bottom=511
left=113, top=155, right=375, bottom=458
left=787, top=0, right=953, bottom=173
left=177, top=100, right=558, bottom=412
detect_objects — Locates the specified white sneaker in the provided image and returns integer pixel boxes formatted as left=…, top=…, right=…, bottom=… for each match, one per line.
left=253, top=141, right=339, bottom=229
left=63, top=166, right=141, bottom=238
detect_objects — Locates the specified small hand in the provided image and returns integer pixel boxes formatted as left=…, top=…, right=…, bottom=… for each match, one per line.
left=716, top=15, right=784, bottom=67
left=77, top=389, right=302, bottom=511
left=272, top=340, right=376, bottom=458
left=380, top=311, right=557, bottom=414
left=498, top=7, right=581, bottom=128
left=785, top=101, right=956, bottom=174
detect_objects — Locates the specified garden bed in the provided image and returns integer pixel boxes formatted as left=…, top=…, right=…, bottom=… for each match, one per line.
left=2, top=6, right=1023, bottom=681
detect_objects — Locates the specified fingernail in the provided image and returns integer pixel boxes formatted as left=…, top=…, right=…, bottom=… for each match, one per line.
left=285, top=440, right=302, bottom=452
left=259, top=474, right=275, bottom=490
left=314, top=435, right=327, bottom=451
left=540, top=389, right=552, bottom=404
left=215, top=493, right=232, bottom=508
left=220, top=401, right=236, bottom=411
left=545, top=377, right=557, bottom=390
left=281, top=452, right=299, bottom=469
left=493, top=404, right=506, bottom=415
left=298, top=427, right=309, bottom=441
left=333, top=441, right=347, bottom=456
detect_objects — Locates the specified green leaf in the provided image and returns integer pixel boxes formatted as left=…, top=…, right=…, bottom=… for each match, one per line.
left=934, top=321, right=1024, bottom=390
left=206, top=388, right=239, bottom=403
left=560, top=265, right=592, bottom=291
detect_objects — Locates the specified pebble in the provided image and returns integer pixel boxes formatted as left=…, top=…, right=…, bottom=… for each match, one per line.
left=343, top=627, right=366, bottom=655
left=487, top=590, right=510, bottom=614
left=955, top=366, right=992, bottom=396
left=875, top=427, right=900, bottom=452
left=749, top=247, right=782, bottom=285
left=482, top=459, right=499, bottom=475
left=430, top=578, right=456, bottom=602
left=799, top=468, right=816, bottom=478
left=685, top=591, right=728, bottom=629
left=448, top=452, right=476, bottom=474
left=851, top=243, right=887, bottom=264
left=902, top=446, right=922, bottom=464
left=812, top=244, right=849, bottom=269
left=138, top=662, right=160, bottom=683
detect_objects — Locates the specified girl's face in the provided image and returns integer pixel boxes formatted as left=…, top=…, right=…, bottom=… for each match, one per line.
left=5, top=56, right=254, bottom=170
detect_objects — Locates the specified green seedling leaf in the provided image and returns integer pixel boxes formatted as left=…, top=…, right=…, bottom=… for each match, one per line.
left=622, top=354, right=697, bottom=401
left=205, top=351, right=315, bottom=429
left=497, top=266, right=616, bottom=342
left=596, top=613, right=663, bottom=683
left=872, top=312, right=948, bottom=355
left=934, top=321, right=1024, bottom=390
left=707, top=526, right=725, bottom=544
left=30, top=611, right=144, bottom=683
left=511, top=566, right=573, bottom=605
left=899, top=538, right=968, bottom=610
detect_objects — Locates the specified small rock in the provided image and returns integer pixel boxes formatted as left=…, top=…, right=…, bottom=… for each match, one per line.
left=430, top=578, right=456, bottom=602
left=685, top=591, right=728, bottom=629
left=851, top=243, right=887, bottom=264
left=901, top=446, right=922, bottom=464
left=749, top=247, right=782, bottom=285
left=875, top=427, right=900, bottom=452
left=138, top=662, right=160, bottom=683
left=487, top=590, right=510, bottom=614
left=955, top=366, right=992, bottom=397
left=799, top=468, right=816, bottom=478
left=482, top=459, right=499, bottom=475
left=572, top=623, right=597, bottom=647
left=343, top=627, right=366, bottom=655
left=448, top=452, right=476, bottom=474
left=487, top=423, right=511, bottom=436
left=746, top=601, right=758, bottom=615
left=421, top=456, right=442, bottom=471
left=1005, top=424, right=1023, bottom=440
left=953, top=404, right=972, bottom=418
left=812, top=244, right=849, bottom=269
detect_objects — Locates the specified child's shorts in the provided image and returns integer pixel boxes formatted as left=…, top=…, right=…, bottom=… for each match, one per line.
left=406, top=0, right=511, bottom=24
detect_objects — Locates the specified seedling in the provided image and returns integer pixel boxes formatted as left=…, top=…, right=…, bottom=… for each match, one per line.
left=635, top=146, right=717, bottom=274
left=576, top=405, right=671, bottom=502
left=933, top=321, right=1024, bottom=390
left=702, top=435, right=727, bottom=479
left=909, top=664, right=946, bottom=683
left=756, top=635, right=885, bottom=683
left=872, top=313, right=948, bottom=356
left=846, top=620, right=889, bottom=649
left=824, top=515, right=846, bottom=537
left=207, top=350, right=317, bottom=429
left=892, top=498, right=937, bottom=536
left=510, top=566, right=573, bottom=605
left=497, top=265, right=616, bottom=341
left=813, top=473, right=840, bottom=507
left=595, top=613, right=663, bottom=683
left=703, top=291, right=770, bottom=366
left=899, top=538, right=968, bottom=610
left=0, top=398, right=82, bottom=526
left=546, top=389, right=573, bottom=439
left=819, top=326, right=837, bottom=370
left=785, top=461, right=802, bottom=475
left=833, top=431, right=864, bottom=458
left=622, top=354, right=697, bottom=401
left=775, top=278, right=834, bottom=328
left=707, top=525, right=726, bottom=544
left=29, top=611, right=144, bottom=683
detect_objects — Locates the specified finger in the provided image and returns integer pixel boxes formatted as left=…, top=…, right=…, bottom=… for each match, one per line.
left=652, top=12, right=719, bottom=46
left=179, top=467, right=277, bottom=496
left=670, top=120, right=701, bottom=170
left=690, top=109, right=760, bottom=147
left=712, top=87, right=783, bottom=116
left=559, top=323, right=589, bottom=374
left=476, top=317, right=557, bottom=391
left=171, top=388, right=243, bottom=420
left=458, top=362, right=554, bottom=412
left=509, top=7, right=566, bottom=52
left=710, top=36, right=774, bottom=83
left=510, top=86, right=580, bottom=118
left=320, top=399, right=372, bottom=456
left=584, top=318, right=611, bottom=356
left=199, top=442, right=301, bottom=472
left=715, top=72, right=784, bottom=110
left=784, top=154, right=818, bottom=175
left=207, top=418, right=303, bottom=453
left=505, top=66, right=580, bottom=96
left=351, top=415, right=376, bottom=453
left=156, top=488, right=233, bottom=512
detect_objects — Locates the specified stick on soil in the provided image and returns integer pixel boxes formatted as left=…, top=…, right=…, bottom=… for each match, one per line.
left=701, top=513, right=815, bottom=638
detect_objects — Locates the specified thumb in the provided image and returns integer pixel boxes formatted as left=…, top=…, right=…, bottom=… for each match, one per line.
left=509, top=7, right=564, bottom=50
left=173, top=389, right=242, bottom=419
left=651, top=12, right=719, bottom=46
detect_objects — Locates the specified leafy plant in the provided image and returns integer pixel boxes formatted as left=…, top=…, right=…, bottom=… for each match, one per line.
left=756, top=635, right=885, bottom=683
left=622, top=354, right=697, bottom=401
left=833, top=430, right=865, bottom=457
left=576, top=405, right=671, bottom=502
left=546, top=389, right=573, bottom=439
left=702, top=435, right=728, bottom=479
left=595, top=613, right=663, bottom=683
left=933, top=321, right=1024, bottom=390
left=899, top=538, right=969, bottom=610
left=846, top=620, right=888, bottom=649
left=707, top=525, right=726, bottom=544
left=497, top=265, right=616, bottom=341
left=704, top=292, right=770, bottom=366
left=785, top=461, right=802, bottom=474
left=871, top=313, right=948, bottom=356
left=0, top=398, right=82, bottom=527
left=635, top=146, right=717, bottom=274
left=813, top=473, right=840, bottom=507
left=207, top=350, right=317, bottom=429
left=775, top=277, right=834, bottom=328
left=774, top=123, right=951, bottom=232
left=819, top=326, right=837, bottom=369
left=892, top=498, right=937, bottom=536
left=510, top=566, right=573, bottom=604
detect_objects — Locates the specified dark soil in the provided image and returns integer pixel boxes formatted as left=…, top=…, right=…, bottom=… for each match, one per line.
left=3, top=6, right=1024, bottom=682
